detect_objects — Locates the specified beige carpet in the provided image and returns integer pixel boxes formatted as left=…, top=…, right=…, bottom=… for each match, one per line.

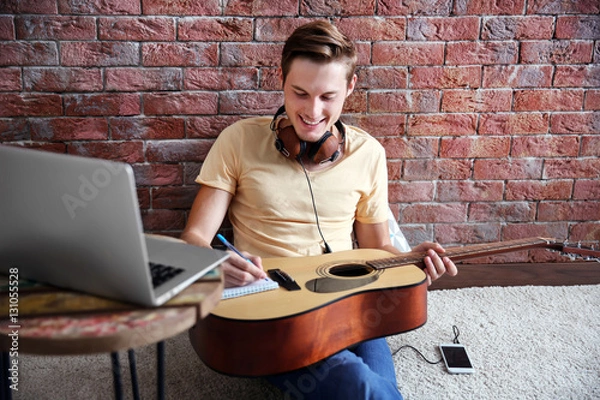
left=12, top=284, right=600, bottom=399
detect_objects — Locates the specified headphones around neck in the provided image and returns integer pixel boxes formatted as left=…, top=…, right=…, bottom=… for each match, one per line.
left=271, top=106, right=345, bottom=164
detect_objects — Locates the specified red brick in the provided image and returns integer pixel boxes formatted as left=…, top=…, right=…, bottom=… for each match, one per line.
left=0, top=17, right=15, bottom=40
left=511, top=136, right=580, bottom=158
left=538, top=201, right=600, bottom=222
left=473, top=159, right=543, bottom=180
left=221, top=43, right=282, bottom=67
left=446, top=42, right=518, bottom=65
left=527, top=0, right=599, bottom=14
left=437, top=181, right=504, bottom=202
left=224, top=0, right=297, bottom=16
left=141, top=209, right=186, bottom=232
left=407, top=17, right=479, bottom=41
left=24, top=67, right=103, bottom=92
left=585, top=90, right=600, bottom=110
left=506, top=180, right=573, bottom=201
left=335, top=17, right=405, bottom=41
left=482, top=65, right=552, bottom=88
left=544, top=159, right=600, bottom=179
left=355, top=67, right=408, bottom=90
left=255, top=18, right=314, bottom=42
left=481, top=16, right=553, bottom=40
left=110, top=117, right=185, bottom=140
left=403, top=159, right=471, bottom=180
left=514, top=89, right=585, bottom=112
left=433, top=224, right=502, bottom=246
left=300, top=0, right=376, bottom=16
left=379, top=137, right=438, bottom=159
left=370, top=90, right=440, bottom=113
left=0, top=118, right=29, bottom=141
left=132, top=163, right=183, bottom=186
left=469, top=202, right=536, bottom=222
left=343, top=114, right=406, bottom=137
left=0, top=68, right=21, bottom=91
left=479, top=113, right=549, bottom=135
left=152, top=186, right=197, bottom=209
left=343, top=90, right=367, bottom=113
left=0, top=94, right=62, bottom=117
left=137, top=187, right=150, bottom=209
left=0, top=42, right=58, bottom=66
left=142, top=0, right=220, bottom=15
left=30, top=118, right=108, bottom=141
left=16, top=16, right=96, bottom=40
left=186, top=116, right=243, bottom=139
left=550, top=112, right=600, bottom=134
left=61, top=42, right=138, bottom=67
left=408, top=114, right=477, bottom=136
left=68, top=141, right=144, bottom=163
left=388, top=181, right=435, bottom=203
left=581, top=136, right=600, bottom=156
left=556, top=16, right=600, bottom=40
left=179, top=17, right=252, bottom=41
left=555, top=65, right=600, bottom=88
left=402, top=203, right=467, bottom=224
left=379, top=1, right=451, bottom=15
left=1, top=0, right=57, bottom=13
left=569, top=222, right=600, bottom=242
left=183, top=163, right=202, bottom=184
left=106, top=68, right=183, bottom=91
left=142, top=43, right=218, bottom=67
left=411, top=66, right=480, bottom=89
left=387, top=161, right=402, bottom=181
left=64, top=93, right=140, bottom=116
left=372, top=42, right=444, bottom=66
left=185, top=67, right=258, bottom=90
left=99, top=17, right=176, bottom=41
left=259, top=67, right=281, bottom=91
left=440, top=136, right=510, bottom=158
left=521, top=41, right=594, bottom=64
left=574, top=179, right=600, bottom=200
left=143, top=92, right=218, bottom=115
left=146, top=139, right=215, bottom=163
left=453, top=0, right=525, bottom=14
left=219, top=91, right=283, bottom=115
left=442, top=89, right=511, bottom=112
left=57, top=0, right=140, bottom=14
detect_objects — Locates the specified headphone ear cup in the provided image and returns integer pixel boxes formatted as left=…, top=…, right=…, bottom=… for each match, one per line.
left=308, top=131, right=340, bottom=164
left=275, top=125, right=302, bottom=159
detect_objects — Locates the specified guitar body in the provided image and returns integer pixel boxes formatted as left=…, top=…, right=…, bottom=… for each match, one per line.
left=189, top=248, right=428, bottom=377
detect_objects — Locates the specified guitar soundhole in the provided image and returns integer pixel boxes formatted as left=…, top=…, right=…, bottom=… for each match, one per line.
left=329, top=263, right=374, bottom=277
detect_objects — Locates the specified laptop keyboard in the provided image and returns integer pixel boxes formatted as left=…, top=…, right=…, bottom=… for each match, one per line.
left=149, top=262, right=185, bottom=288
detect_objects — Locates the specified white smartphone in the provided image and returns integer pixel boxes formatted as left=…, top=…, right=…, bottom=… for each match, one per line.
left=439, top=343, right=474, bottom=374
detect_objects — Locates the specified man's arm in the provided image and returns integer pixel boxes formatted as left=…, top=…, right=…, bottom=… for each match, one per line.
left=353, top=220, right=458, bottom=286
left=181, top=185, right=266, bottom=287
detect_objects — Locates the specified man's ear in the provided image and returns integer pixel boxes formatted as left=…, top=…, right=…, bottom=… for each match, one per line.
left=346, top=74, right=357, bottom=97
left=278, top=67, right=284, bottom=86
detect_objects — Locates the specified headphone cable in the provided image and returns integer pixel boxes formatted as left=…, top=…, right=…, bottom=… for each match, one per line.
left=298, top=158, right=332, bottom=254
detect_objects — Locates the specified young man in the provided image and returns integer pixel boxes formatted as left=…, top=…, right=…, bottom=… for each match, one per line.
left=182, top=20, right=457, bottom=399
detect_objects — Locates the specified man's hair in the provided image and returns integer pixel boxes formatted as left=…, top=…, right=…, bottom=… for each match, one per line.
left=281, top=20, right=357, bottom=85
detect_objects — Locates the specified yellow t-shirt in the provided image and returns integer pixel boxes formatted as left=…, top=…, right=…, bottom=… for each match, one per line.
left=197, top=117, right=389, bottom=258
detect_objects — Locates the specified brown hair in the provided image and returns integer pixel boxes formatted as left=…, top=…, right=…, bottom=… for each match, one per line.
left=281, top=20, right=357, bottom=85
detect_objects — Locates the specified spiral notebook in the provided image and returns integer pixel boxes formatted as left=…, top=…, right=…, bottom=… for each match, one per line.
left=222, top=277, right=279, bottom=299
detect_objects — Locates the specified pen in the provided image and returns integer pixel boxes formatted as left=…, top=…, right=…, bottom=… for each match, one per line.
left=216, top=234, right=254, bottom=265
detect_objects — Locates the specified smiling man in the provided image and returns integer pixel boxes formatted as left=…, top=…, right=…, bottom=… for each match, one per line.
left=182, top=20, right=457, bottom=399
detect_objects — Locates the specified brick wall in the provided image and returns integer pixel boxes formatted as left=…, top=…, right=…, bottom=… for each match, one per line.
left=1, top=0, right=599, bottom=263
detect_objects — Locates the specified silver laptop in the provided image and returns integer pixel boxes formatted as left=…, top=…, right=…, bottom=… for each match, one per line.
left=0, top=145, right=229, bottom=306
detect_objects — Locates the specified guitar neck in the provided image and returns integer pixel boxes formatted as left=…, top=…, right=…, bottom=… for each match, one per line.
left=371, top=237, right=560, bottom=270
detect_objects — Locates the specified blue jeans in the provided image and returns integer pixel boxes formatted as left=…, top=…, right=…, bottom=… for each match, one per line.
left=266, top=338, right=403, bottom=400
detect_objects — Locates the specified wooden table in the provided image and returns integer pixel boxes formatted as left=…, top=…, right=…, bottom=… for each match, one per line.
left=0, top=269, right=223, bottom=400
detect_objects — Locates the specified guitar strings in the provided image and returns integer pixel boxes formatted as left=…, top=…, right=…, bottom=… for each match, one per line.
left=391, top=324, right=462, bottom=365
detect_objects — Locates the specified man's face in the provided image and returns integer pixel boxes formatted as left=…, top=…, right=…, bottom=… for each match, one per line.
left=283, top=58, right=356, bottom=142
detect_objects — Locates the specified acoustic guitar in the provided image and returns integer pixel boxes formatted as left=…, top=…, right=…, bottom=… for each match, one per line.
left=189, top=237, right=598, bottom=377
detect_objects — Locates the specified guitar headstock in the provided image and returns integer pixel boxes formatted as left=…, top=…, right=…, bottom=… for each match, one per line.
left=544, top=239, right=600, bottom=262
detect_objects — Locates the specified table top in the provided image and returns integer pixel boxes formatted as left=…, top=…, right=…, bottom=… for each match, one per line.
left=0, top=270, right=223, bottom=355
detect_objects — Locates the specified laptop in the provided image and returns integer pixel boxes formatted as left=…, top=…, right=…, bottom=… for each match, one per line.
left=0, top=145, right=229, bottom=307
